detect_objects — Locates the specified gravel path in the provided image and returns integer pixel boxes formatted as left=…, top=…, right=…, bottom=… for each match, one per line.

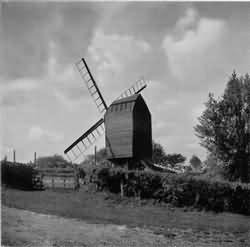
left=2, top=206, right=249, bottom=247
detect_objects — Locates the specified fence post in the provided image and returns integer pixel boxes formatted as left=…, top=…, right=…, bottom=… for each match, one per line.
left=120, top=179, right=124, bottom=197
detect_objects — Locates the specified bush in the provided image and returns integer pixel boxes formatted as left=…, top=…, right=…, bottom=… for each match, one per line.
left=91, top=166, right=250, bottom=215
left=1, top=161, right=42, bottom=190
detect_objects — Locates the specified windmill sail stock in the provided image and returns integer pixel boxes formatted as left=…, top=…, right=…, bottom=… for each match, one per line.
left=64, top=58, right=148, bottom=162
left=64, top=118, right=105, bottom=162
left=76, top=58, right=108, bottom=114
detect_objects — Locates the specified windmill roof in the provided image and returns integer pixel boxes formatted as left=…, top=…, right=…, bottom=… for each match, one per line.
left=111, top=94, right=141, bottom=105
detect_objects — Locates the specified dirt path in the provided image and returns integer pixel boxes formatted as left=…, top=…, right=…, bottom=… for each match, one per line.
left=2, top=206, right=249, bottom=247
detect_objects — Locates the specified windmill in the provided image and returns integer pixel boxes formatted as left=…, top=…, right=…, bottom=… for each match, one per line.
left=64, top=58, right=152, bottom=167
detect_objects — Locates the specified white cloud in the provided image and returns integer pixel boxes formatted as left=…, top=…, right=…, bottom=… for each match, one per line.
left=0, top=77, right=40, bottom=94
left=176, top=8, right=198, bottom=31
left=42, top=40, right=90, bottom=109
left=162, top=8, right=227, bottom=83
left=28, top=126, right=63, bottom=142
left=0, top=77, right=41, bottom=108
left=161, top=98, right=179, bottom=107
left=87, top=29, right=151, bottom=89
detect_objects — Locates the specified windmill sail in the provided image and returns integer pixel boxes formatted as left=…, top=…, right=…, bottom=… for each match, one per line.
left=116, top=78, right=147, bottom=100
left=64, top=118, right=105, bottom=162
left=64, top=58, right=148, bottom=162
left=76, top=58, right=108, bottom=114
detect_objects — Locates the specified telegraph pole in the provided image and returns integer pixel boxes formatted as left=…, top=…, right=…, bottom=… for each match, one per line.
left=34, top=152, right=37, bottom=167
left=94, top=146, right=97, bottom=166
left=13, top=149, right=16, bottom=164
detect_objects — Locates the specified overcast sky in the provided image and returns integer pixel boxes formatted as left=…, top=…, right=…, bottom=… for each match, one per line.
left=1, top=2, right=250, bottom=163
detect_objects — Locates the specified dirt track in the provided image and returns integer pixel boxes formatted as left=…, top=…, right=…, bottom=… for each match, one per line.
left=2, top=206, right=250, bottom=247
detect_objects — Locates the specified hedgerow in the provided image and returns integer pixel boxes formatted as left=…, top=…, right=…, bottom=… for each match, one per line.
left=1, top=161, right=43, bottom=190
left=91, top=166, right=250, bottom=215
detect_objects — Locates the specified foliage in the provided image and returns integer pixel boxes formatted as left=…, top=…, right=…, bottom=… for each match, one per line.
left=78, top=168, right=86, bottom=179
left=195, top=72, right=250, bottom=182
left=1, top=161, right=42, bottom=190
left=37, top=154, right=73, bottom=168
left=152, top=141, right=186, bottom=167
left=92, top=166, right=250, bottom=215
left=80, top=148, right=108, bottom=166
left=165, top=153, right=186, bottom=167
left=152, top=141, right=167, bottom=164
left=189, top=155, right=202, bottom=171
left=202, top=153, right=226, bottom=180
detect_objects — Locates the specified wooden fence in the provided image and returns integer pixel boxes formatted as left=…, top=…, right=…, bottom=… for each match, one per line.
left=36, top=168, right=79, bottom=190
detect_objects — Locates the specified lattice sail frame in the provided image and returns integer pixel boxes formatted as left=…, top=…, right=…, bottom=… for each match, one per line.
left=64, top=119, right=105, bottom=162
left=116, top=78, right=147, bottom=100
left=76, top=58, right=108, bottom=114
left=64, top=58, right=148, bottom=162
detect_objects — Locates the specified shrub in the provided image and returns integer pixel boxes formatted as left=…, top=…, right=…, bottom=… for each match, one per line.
left=91, top=166, right=250, bottom=215
left=1, top=161, right=42, bottom=190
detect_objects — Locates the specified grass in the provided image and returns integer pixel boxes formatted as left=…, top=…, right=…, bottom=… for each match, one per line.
left=2, top=185, right=250, bottom=236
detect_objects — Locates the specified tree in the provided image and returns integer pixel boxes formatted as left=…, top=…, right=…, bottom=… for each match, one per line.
left=195, top=72, right=250, bottom=182
left=81, top=148, right=108, bottom=166
left=152, top=141, right=167, bottom=164
left=202, top=153, right=225, bottom=180
left=36, top=154, right=72, bottom=168
left=152, top=141, right=186, bottom=167
left=165, top=153, right=186, bottom=167
left=189, top=155, right=202, bottom=171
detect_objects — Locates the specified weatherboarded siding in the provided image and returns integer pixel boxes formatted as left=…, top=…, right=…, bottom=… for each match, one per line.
left=105, top=94, right=152, bottom=161
left=105, top=108, right=133, bottom=158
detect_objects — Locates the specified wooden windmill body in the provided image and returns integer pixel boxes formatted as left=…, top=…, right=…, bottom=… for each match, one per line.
left=105, top=94, right=152, bottom=162
left=64, top=58, right=152, bottom=166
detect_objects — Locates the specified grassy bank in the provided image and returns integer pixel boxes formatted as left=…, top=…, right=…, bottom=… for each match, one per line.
left=2, top=186, right=250, bottom=236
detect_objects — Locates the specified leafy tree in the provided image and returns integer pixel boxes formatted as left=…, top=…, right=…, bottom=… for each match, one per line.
left=202, top=153, right=226, bottom=180
left=165, top=153, right=186, bottom=167
left=37, top=154, right=72, bottom=168
left=189, top=155, right=202, bottom=171
left=152, top=141, right=186, bottom=167
left=195, top=72, right=250, bottom=182
left=152, top=141, right=167, bottom=164
left=81, top=148, right=108, bottom=166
